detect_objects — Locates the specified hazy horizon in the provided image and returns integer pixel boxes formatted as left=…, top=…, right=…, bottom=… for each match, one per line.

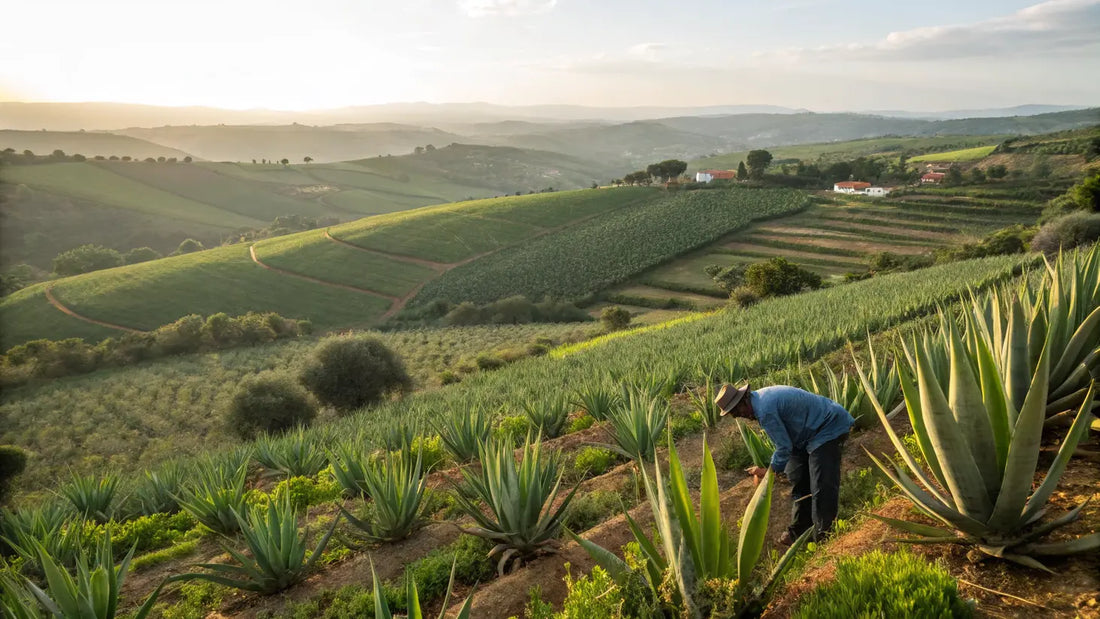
left=4, top=0, right=1099, bottom=113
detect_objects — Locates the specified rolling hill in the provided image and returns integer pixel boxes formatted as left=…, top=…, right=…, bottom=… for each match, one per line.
left=0, top=186, right=809, bottom=349
left=0, top=144, right=620, bottom=270
left=0, top=129, right=192, bottom=160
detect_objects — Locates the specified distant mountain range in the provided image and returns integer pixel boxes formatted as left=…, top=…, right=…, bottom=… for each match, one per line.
left=2, top=101, right=1094, bottom=131
left=2, top=104, right=1097, bottom=167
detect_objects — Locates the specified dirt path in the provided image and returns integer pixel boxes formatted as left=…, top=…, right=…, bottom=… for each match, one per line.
left=248, top=245, right=399, bottom=302
left=44, top=287, right=146, bottom=334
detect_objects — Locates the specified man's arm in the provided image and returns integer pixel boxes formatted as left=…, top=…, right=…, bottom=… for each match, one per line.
left=758, top=414, right=792, bottom=473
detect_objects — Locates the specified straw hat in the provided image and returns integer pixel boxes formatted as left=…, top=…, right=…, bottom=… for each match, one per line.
left=715, top=383, right=751, bottom=415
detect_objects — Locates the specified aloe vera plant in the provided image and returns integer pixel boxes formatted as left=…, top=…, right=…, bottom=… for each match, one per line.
left=177, top=462, right=249, bottom=535
left=571, top=381, right=621, bottom=422
left=132, top=464, right=185, bottom=516
left=341, top=450, right=427, bottom=543
left=435, top=407, right=493, bottom=463
left=1, top=503, right=88, bottom=575
left=178, top=496, right=336, bottom=594
left=370, top=558, right=474, bottom=619
left=452, top=437, right=578, bottom=574
left=254, top=428, right=329, bottom=478
left=599, top=390, right=669, bottom=462
left=855, top=319, right=1100, bottom=571
left=572, top=435, right=809, bottom=618
left=522, top=396, right=571, bottom=439
left=329, top=440, right=371, bottom=497
left=736, top=419, right=775, bottom=469
left=59, top=474, right=119, bottom=524
left=687, top=370, right=723, bottom=428
left=381, top=420, right=419, bottom=451
left=13, top=534, right=168, bottom=619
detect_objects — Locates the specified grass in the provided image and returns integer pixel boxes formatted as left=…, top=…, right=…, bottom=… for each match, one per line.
left=101, top=161, right=333, bottom=221
left=0, top=244, right=392, bottom=348
left=1, top=163, right=261, bottom=229
left=254, top=232, right=438, bottom=297
left=908, top=145, right=998, bottom=162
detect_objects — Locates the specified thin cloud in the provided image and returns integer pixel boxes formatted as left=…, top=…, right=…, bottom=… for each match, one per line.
left=458, top=0, right=557, bottom=17
left=761, top=0, right=1100, bottom=63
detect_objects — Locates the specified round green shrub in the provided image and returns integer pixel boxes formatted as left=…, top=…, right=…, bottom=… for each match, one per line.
left=792, top=550, right=971, bottom=619
left=227, top=372, right=317, bottom=439
left=600, top=306, right=631, bottom=331
left=299, top=337, right=412, bottom=412
left=0, top=445, right=28, bottom=502
left=1031, top=212, right=1100, bottom=255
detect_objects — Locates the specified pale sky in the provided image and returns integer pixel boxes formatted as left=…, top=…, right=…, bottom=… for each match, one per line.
left=2, top=0, right=1098, bottom=111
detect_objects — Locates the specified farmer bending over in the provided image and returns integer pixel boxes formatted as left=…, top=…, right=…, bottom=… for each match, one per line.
left=715, top=383, right=854, bottom=543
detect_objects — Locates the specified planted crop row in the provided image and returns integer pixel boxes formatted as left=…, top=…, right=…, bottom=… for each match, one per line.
left=412, top=187, right=809, bottom=306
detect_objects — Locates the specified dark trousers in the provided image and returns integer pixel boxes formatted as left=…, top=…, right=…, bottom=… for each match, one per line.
left=785, top=433, right=847, bottom=541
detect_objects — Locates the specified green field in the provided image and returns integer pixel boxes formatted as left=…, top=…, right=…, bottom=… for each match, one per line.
left=691, top=135, right=1008, bottom=170
left=909, top=145, right=998, bottom=162
left=0, top=188, right=658, bottom=347
left=412, top=187, right=808, bottom=306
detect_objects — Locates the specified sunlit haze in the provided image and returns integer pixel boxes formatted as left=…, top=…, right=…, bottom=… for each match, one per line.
left=3, top=0, right=1099, bottom=112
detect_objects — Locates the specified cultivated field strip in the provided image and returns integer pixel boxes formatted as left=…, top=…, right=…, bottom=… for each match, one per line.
left=628, top=192, right=1042, bottom=307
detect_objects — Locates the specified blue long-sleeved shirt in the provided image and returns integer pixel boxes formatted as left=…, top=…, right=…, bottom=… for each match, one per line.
left=751, top=386, right=854, bottom=472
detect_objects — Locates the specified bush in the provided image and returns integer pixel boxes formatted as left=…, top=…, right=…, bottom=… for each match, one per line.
left=743, top=257, right=822, bottom=298
left=299, top=337, right=412, bottom=412
left=475, top=352, right=506, bottom=371
left=227, top=372, right=317, bottom=438
left=271, top=475, right=342, bottom=512
left=52, top=244, right=124, bottom=276
left=936, top=224, right=1035, bottom=263
left=154, top=314, right=205, bottom=355
left=572, top=447, right=616, bottom=478
left=1031, top=212, right=1100, bottom=254
left=123, top=247, right=162, bottom=264
left=0, top=445, right=28, bottom=503
left=563, top=490, right=623, bottom=533
left=792, top=550, right=972, bottom=619
left=729, top=286, right=759, bottom=308
left=174, top=238, right=205, bottom=255
left=600, top=306, right=631, bottom=331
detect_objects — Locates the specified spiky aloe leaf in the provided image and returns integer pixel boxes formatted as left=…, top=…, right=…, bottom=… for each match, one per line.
left=945, top=319, right=1001, bottom=500
left=914, top=336, right=993, bottom=521
left=986, top=347, right=1050, bottom=532
left=737, top=470, right=773, bottom=583
left=1020, top=384, right=1095, bottom=524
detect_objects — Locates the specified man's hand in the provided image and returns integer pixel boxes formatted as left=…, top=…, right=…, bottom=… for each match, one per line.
left=746, top=466, right=769, bottom=485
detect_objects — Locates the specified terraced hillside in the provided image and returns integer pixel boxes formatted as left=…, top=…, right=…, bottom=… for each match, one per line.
left=612, top=187, right=1045, bottom=309
left=0, top=186, right=808, bottom=349
left=0, top=144, right=617, bottom=269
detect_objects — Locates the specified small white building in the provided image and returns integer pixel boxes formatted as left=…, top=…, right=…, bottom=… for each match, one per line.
left=865, top=186, right=892, bottom=197
left=695, top=169, right=737, bottom=183
left=833, top=181, right=871, bottom=194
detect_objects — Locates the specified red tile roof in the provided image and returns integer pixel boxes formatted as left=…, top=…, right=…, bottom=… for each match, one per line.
left=834, top=181, right=872, bottom=189
left=702, top=169, right=737, bottom=179
left=922, top=173, right=946, bottom=180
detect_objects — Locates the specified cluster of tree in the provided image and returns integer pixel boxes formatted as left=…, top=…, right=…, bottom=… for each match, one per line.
left=0, top=148, right=192, bottom=164
left=614, top=159, right=689, bottom=186
left=412, top=144, right=437, bottom=155
left=0, top=311, right=310, bottom=388
left=51, top=239, right=203, bottom=277
left=0, top=264, right=36, bottom=297
left=228, top=337, right=412, bottom=438
left=0, top=444, right=27, bottom=504
left=705, top=257, right=822, bottom=307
